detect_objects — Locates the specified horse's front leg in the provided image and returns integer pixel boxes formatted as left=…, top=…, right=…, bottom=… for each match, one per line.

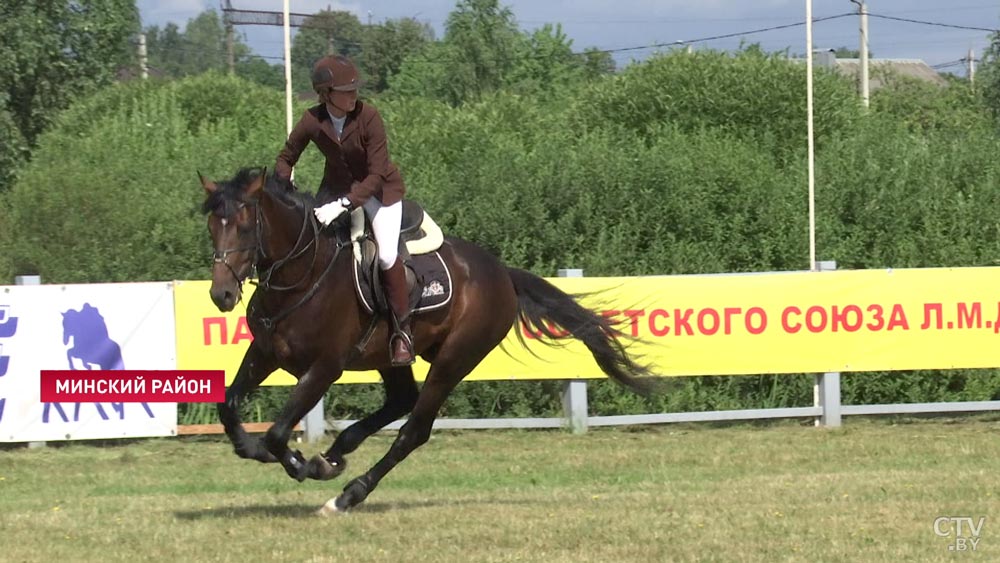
left=219, top=341, right=279, bottom=463
left=263, top=362, right=340, bottom=482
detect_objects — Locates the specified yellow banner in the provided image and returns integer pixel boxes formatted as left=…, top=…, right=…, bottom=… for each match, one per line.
left=173, top=268, right=1000, bottom=385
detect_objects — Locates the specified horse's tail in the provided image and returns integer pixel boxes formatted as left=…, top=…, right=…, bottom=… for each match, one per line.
left=506, top=267, right=657, bottom=395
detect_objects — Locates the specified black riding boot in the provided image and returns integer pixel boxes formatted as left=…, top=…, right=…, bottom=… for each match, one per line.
left=382, top=258, right=414, bottom=366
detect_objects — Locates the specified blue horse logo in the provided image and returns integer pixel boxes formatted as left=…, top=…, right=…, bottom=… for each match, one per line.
left=44, top=303, right=154, bottom=424
left=62, top=303, right=124, bottom=370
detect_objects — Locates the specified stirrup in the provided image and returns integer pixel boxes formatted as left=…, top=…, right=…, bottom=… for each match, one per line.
left=389, top=330, right=414, bottom=366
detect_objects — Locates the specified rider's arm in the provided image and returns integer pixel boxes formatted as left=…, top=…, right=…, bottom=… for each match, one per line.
left=275, top=111, right=313, bottom=185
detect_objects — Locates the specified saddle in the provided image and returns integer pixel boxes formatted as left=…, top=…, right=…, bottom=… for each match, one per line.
left=348, top=200, right=453, bottom=316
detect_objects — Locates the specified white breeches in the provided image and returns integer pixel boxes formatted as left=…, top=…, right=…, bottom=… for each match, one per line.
left=363, top=198, right=402, bottom=270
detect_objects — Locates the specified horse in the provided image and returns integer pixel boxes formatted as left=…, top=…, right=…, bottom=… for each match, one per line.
left=62, top=303, right=125, bottom=370
left=199, top=167, right=656, bottom=515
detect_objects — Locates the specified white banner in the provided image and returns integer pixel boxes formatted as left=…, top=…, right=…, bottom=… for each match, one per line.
left=0, top=283, right=178, bottom=442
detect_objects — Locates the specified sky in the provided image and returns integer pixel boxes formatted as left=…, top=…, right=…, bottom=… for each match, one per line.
left=137, top=0, right=1000, bottom=75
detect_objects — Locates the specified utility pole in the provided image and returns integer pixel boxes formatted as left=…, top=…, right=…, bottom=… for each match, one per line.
left=968, top=48, right=976, bottom=87
left=806, top=0, right=816, bottom=271
left=137, top=33, right=148, bottom=80
left=226, top=23, right=235, bottom=74
left=283, top=0, right=293, bottom=154
left=851, top=0, right=869, bottom=108
left=222, top=1, right=235, bottom=74
left=326, top=4, right=335, bottom=54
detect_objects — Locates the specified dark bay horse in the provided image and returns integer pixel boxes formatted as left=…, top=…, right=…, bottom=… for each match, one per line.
left=199, top=167, right=654, bottom=515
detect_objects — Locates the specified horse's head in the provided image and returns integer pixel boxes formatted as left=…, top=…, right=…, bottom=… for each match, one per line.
left=199, top=168, right=266, bottom=312
left=61, top=309, right=77, bottom=345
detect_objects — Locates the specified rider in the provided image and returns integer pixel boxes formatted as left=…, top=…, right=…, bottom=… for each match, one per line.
left=274, top=54, right=414, bottom=366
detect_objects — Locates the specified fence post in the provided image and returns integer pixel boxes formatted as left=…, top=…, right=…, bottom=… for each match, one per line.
left=813, top=260, right=842, bottom=428
left=558, top=268, right=589, bottom=434
left=15, top=275, right=47, bottom=448
left=301, top=399, right=326, bottom=443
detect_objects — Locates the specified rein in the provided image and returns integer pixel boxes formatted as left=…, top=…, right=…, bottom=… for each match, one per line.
left=256, top=237, right=349, bottom=331
left=247, top=195, right=348, bottom=332
left=211, top=191, right=352, bottom=337
left=256, top=201, right=320, bottom=292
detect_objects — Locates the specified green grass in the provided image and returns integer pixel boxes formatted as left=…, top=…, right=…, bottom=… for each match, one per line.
left=1, top=418, right=998, bottom=562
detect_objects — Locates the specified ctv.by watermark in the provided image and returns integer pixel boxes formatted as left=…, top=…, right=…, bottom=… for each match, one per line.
left=933, top=516, right=985, bottom=552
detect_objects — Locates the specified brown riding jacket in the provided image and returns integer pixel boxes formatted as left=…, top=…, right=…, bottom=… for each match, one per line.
left=275, top=100, right=406, bottom=207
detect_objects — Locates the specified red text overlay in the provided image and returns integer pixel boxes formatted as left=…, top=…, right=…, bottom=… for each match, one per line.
left=40, top=370, right=225, bottom=403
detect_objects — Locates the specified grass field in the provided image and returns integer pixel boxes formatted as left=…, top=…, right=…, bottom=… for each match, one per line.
left=1, top=417, right=998, bottom=562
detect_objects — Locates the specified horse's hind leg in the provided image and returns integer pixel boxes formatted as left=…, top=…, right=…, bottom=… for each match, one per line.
left=319, top=343, right=488, bottom=514
left=305, top=366, right=418, bottom=481
left=219, top=342, right=279, bottom=463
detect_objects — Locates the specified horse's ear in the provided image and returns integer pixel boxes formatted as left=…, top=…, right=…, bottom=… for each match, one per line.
left=198, top=171, right=217, bottom=194
left=246, top=167, right=266, bottom=197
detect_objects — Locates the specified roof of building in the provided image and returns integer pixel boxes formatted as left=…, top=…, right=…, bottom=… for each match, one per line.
left=832, top=58, right=949, bottom=88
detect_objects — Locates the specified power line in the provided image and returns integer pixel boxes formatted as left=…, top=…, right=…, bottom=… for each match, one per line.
left=589, top=13, right=855, bottom=55
left=867, top=13, right=999, bottom=34
left=932, top=59, right=966, bottom=69
left=932, top=58, right=981, bottom=70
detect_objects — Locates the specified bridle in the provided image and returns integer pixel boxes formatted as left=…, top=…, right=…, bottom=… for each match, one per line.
left=212, top=201, right=259, bottom=302
left=210, top=193, right=349, bottom=330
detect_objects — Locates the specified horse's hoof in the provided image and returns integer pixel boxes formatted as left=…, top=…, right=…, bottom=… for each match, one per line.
left=306, top=454, right=345, bottom=481
left=282, top=450, right=309, bottom=482
left=316, top=498, right=349, bottom=517
left=336, top=476, right=372, bottom=510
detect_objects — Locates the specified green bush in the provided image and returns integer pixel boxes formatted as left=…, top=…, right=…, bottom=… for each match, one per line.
left=572, top=49, right=861, bottom=160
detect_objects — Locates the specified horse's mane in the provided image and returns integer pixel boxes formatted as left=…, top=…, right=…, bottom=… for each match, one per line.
left=201, top=167, right=318, bottom=217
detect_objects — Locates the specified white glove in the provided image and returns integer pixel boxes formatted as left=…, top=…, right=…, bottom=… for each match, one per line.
left=314, top=198, right=350, bottom=226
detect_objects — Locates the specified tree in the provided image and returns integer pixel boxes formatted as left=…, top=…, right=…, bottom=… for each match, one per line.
left=0, top=96, right=28, bottom=193
left=0, top=0, right=139, bottom=150
left=440, top=0, right=526, bottom=103
left=361, top=18, right=434, bottom=93
left=981, top=30, right=1000, bottom=121
left=144, top=22, right=186, bottom=76
left=179, top=10, right=230, bottom=74
left=144, top=12, right=281, bottom=89
left=389, top=42, right=459, bottom=102
left=144, top=10, right=254, bottom=78
left=507, top=24, right=587, bottom=95
left=388, top=0, right=612, bottom=104
left=580, top=47, right=616, bottom=78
